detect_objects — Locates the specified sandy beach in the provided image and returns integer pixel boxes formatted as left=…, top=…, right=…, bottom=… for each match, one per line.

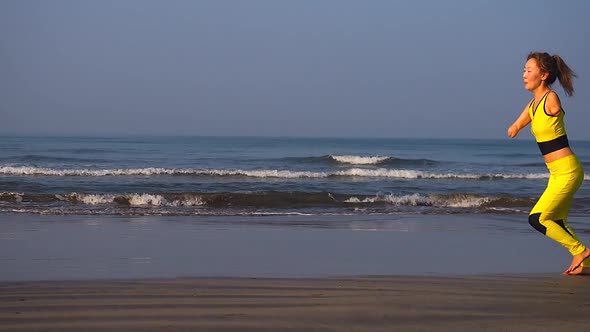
left=1, top=275, right=590, bottom=331
left=2, top=213, right=590, bottom=331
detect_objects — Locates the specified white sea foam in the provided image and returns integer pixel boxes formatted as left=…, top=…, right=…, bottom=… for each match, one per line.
left=0, top=191, right=24, bottom=195
left=71, top=193, right=205, bottom=207
left=126, top=194, right=165, bottom=206
left=0, top=166, right=180, bottom=177
left=333, top=168, right=483, bottom=179
left=382, top=193, right=433, bottom=205
left=345, top=193, right=431, bottom=205
left=204, top=169, right=323, bottom=178
left=170, top=196, right=205, bottom=207
left=76, top=193, right=115, bottom=205
left=330, top=155, right=390, bottom=165
left=430, top=194, right=491, bottom=208
left=243, top=212, right=314, bottom=216
left=0, top=165, right=571, bottom=180
left=344, top=193, right=490, bottom=208
left=0, top=192, right=23, bottom=203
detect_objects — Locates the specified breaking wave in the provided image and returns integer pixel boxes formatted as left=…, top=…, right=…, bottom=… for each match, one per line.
left=329, top=155, right=393, bottom=165
left=0, top=191, right=535, bottom=211
left=0, top=165, right=570, bottom=180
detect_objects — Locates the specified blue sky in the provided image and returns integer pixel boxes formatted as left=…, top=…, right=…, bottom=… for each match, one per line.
left=2, top=0, right=590, bottom=139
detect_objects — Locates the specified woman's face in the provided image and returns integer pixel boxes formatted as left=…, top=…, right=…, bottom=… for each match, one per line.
left=523, top=58, right=547, bottom=92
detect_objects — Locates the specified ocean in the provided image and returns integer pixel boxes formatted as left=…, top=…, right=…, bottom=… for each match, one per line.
left=3, top=135, right=590, bottom=217
left=2, top=135, right=590, bottom=280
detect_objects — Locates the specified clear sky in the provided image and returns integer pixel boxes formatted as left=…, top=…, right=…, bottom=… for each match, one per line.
left=2, top=0, right=589, bottom=139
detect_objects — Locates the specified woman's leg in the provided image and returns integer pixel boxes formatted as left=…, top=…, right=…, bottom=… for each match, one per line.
left=529, top=162, right=588, bottom=272
left=529, top=177, right=585, bottom=255
left=558, top=196, right=590, bottom=268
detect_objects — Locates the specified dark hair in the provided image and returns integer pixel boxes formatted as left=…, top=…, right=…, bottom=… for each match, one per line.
left=527, top=52, right=577, bottom=96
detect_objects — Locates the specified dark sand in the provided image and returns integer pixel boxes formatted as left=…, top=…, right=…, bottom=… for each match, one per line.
left=1, top=275, right=590, bottom=331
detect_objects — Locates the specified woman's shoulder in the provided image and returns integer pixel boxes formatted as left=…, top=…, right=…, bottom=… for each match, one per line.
left=545, top=91, right=563, bottom=116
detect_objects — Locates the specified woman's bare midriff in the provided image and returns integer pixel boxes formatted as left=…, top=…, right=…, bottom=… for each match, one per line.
left=543, top=147, right=574, bottom=163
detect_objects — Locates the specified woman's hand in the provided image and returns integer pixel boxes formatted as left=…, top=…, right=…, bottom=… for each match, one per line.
left=508, top=105, right=531, bottom=139
left=507, top=125, right=520, bottom=138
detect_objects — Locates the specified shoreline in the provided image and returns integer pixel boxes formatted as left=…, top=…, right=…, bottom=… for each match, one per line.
left=2, top=274, right=589, bottom=331
left=0, top=213, right=577, bottom=281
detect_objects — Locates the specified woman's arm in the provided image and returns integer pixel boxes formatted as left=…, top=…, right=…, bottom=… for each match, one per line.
left=507, top=104, right=532, bottom=138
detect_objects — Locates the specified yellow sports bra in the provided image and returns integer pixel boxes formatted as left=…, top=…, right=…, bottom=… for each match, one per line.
left=528, top=91, right=569, bottom=155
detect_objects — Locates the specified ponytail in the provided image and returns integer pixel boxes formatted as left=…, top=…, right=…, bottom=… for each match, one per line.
left=527, top=52, right=577, bottom=96
left=552, top=55, right=577, bottom=97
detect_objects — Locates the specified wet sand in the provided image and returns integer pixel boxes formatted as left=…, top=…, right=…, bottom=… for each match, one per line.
left=1, top=274, right=590, bottom=331
left=0, top=213, right=573, bottom=281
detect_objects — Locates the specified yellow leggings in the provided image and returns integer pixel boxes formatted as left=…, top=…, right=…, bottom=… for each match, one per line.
left=529, top=155, right=588, bottom=266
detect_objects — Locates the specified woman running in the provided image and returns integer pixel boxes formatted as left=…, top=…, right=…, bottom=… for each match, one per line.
left=507, top=51, right=589, bottom=275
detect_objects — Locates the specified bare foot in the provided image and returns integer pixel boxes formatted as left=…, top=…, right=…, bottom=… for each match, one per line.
left=565, top=265, right=588, bottom=275
left=564, top=248, right=590, bottom=274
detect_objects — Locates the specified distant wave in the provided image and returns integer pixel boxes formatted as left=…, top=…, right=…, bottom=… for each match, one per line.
left=329, top=155, right=392, bottom=165
left=281, top=155, right=437, bottom=166
left=0, top=166, right=325, bottom=178
left=0, top=165, right=567, bottom=180
left=0, top=166, right=182, bottom=177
